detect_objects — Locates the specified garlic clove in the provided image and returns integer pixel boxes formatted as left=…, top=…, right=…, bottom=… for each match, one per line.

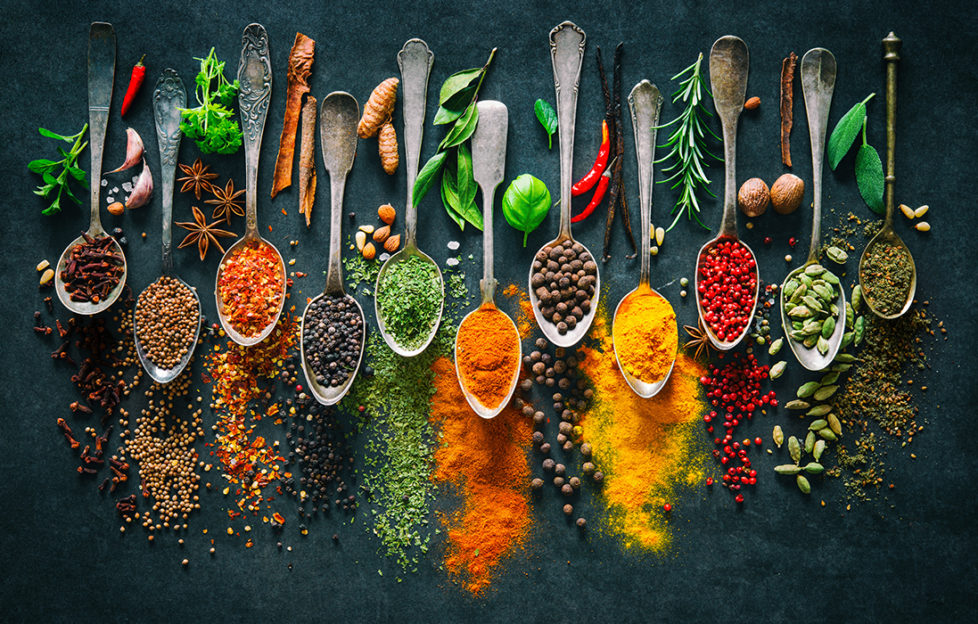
left=125, top=159, right=154, bottom=209
left=109, top=128, right=145, bottom=174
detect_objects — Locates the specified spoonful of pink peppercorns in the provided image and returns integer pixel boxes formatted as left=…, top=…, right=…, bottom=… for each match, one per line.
left=693, top=36, right=759, bottom=350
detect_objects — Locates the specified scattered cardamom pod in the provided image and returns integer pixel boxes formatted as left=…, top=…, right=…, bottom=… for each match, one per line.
left=797, top=382, right=821, bottom=399
left=773, top=425, right=784, bottom=448
left=770, top=361, right=787, bottom=379
left=768, top=337, right=784, bottom=356
left=809, top=419, right=828, bottom=432
left=775, top=464, right=801, bottom=475
left=851, top=284, right=863, bottom=313
left=854, top=315, right=865, bottom=347
left=813, top=384, right=839, bottom=401
left=817, top=428, right=838, bottom=442
left=825, top=246, right=848, bottom=264
left=813, top=439, right=826, bottom=461
left=796, top=474, right=811, bottom=494
left=820, top=371, right=840, bottom=386
left=785, top=399, right=811, bottom=410
left=807, top=404, right=832, bottom=417
left=788, top=436, right=801, bottom=464
left=804, top=462, right=824, bottom=475
left=834, top=353, right=856, bottom=363
left=804, top=431, right=815, bottom=454
left=827, top=413, right=842, bottom=436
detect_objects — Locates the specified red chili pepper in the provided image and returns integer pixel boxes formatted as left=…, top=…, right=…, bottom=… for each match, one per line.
left=120, top=55, right=147, bottom=118
left=572, top=156, right=617, bottom=223
left=571, top=120, right=610, bottom=196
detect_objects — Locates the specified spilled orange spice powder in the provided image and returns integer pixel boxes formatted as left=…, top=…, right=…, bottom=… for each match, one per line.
left=429, top=356, right=532, bottom=595
left=579, top=307, right=708, bottom=551
left=502, top=283, right=534, bottom=339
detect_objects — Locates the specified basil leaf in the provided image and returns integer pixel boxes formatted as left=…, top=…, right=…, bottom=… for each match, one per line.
left=827, top=93, right=874, bottom=170
left=38, top=127, right=71, bottom=142
left=502, top=174, right=551, bottom=246
left=412, top=151, right=447, bottom=208
left=855, top=143, right=885, bottom=215
left=440, top=167, right=465, bottom=230
left=439, top=68, right=483, bottom=106
left=28, top=159, right=57, bottom=173
left=534, top=99, right=558, bottom=149
left=440, top=103, right=479, bottom=150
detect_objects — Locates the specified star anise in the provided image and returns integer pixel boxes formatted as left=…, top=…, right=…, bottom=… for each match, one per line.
left=205, top=178, right=246, bottom=222
left=177, top=159, right=218, bottom=200
left=176, top=205, right=235, bottom=261
left=683, top=318, right=716, bottom=362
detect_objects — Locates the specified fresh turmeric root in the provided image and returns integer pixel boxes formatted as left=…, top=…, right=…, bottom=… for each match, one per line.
left=378, top=119, right=399, bottom=175
left=358, top=77, right=398, bottom=139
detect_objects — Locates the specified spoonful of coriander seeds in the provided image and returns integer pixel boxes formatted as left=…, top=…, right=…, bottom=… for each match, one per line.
left=214, top=24, right=287, bottom=346
left=528, top=21, right=600, bottom=348
left=55, top=22, right=128, bottom=315
left=299, top=92, right=366, bottom=406
left=134, top=69, right=202, bottom=384
left=693, top=35, right=759, bottom=351
left=455, top=100, right=522, bottom=419
left=612, top=80, right=676, bottom=398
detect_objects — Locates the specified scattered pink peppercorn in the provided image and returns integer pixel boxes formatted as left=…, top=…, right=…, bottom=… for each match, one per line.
left=663, top=503, right=672, bottom=512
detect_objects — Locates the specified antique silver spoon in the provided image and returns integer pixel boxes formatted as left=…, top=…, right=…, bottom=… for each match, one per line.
left=300, top=92, right=365, bottom=406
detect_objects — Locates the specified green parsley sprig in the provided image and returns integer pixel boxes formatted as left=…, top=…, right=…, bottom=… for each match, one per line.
left=29, top=124, right=89, bottom=216
left=179, top=48, right=243, bottom=155
left=656, top=53, right=721, bottom=231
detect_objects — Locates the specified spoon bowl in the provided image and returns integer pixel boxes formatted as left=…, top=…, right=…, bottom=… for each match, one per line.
left=300, top=92, right=365, bottom=406
left=529, top=22, right=597, bottom=348
left=55, top=22, right=128, bottom=315
left=612, top=79, right=675, bottom=398
left=858, top=33, right=916, bottom=320
left=455, top=100, right=521, bottom=418
left=375, top=39, right=445, bottom=357
left=779, top=48, right=846, bottom=370
left=134, top=68, right=202, bottom=383
left=693, top=35, right=758, bottom=351
left=215, top=24, right=286, bottom=346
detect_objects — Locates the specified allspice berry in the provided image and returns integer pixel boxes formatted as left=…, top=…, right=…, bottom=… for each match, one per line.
left=738, top=178, right=770, bottom=217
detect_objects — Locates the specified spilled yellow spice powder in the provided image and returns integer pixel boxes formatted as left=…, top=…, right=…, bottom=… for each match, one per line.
left=579, top=308, right=708, bottom=551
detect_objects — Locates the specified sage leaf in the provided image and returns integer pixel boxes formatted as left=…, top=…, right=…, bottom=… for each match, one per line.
left=439, top=68, right=482, bottom=106
left=440, top=103, right=479, bottom=150
left=827, top=93, right=874, bottom=170
left=440, top=166, right=465, bottom=230
left=855, top=142, right=885, bottom=215
left=534, top=99, right=558, bottom=149
left=502, top=174, right=551, bottom=246
left=412, top=150, right=447, bottom=208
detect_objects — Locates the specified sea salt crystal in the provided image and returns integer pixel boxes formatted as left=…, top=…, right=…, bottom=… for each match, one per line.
left=379, top=253, right=390, bottom=262
left=101, top=179, right=108, bottom=187
left=447, top=241, right=460, bottom=251
left=122, top=182, right=133, bottom=192
left=446, top=257, right=459, bottom=267
left=106, top=196, right=114, bottom=203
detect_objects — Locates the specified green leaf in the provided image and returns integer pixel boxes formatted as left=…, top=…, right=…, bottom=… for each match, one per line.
left=440, top=103, right=479, bottom=150
left=502, top=174, right=551, bottom=246
left=855, top=143, right=884, bottom=215
left=37, top=127, right=71, bottom=142
left=433, top=105, right=465, bottom=126
left=440, top=167, right=465, bottom=230
left=67, top=166, right=87, bottom=183
left=438, top=68, right=483, bottom=106
left=456, top=144, right=474, bottom=209
left=827, top=93, right=874, bottom=170
left=412, top=150, right=448, bottom=208
left=28, top=159, right=58, bottom=173
left=534, top=99, right=558, bottom=149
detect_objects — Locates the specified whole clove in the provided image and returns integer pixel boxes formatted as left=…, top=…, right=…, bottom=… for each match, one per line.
left=60, top=233, right=124, bottom=304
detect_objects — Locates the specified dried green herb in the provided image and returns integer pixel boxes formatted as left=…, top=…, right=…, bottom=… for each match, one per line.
left=860, top=241, right=913, bottom=315
left=376, top=255, right=442, bottom=351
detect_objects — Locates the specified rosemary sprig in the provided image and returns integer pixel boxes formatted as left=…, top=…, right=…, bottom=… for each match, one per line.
left=655, top=53, right=721, bottom=231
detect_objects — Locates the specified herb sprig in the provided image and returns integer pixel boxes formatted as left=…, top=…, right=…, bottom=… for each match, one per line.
left=29, top=124, right=89, bottom=216
left=827, top=94, right=884, bottom=215
left=655, top=53, right=721, bottom=231
left=413, top=48, right=496, bottom=231
left=179, top=48, right=243, bottom=155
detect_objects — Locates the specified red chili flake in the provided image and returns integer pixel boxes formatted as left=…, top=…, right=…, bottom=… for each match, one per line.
left=216, top=241, right=284, bottom=339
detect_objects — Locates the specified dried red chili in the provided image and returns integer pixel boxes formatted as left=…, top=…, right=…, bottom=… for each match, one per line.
left=571, top=120, right=610, bottom=196
left=572, top=156, right=617, bottom=223
left=216, top=241, right=284, bottom=339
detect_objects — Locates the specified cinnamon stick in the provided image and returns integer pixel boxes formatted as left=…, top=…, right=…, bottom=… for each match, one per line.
left=298, top=96, right=317, bottom=228
left=780, top=52, right=797, bottom=168
left=271, top=33, right=316, bottom=198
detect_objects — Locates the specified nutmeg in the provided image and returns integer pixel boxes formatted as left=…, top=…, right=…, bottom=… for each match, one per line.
left=738, top=178, right=770, bottom=217
left=770, top=174, right=805, bottom=214
left=362, top=242, right=376, bottom=260
left=373, top=225, right=391, bottom=243
left=383, top=234, right=401, bottom=253
left=378, top=203, right=396, bottom=225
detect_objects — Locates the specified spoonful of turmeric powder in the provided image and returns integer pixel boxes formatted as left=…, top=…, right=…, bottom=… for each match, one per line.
left=612, top=80, right=677, bottom=398
left=454, top=101, right=522, bottom=419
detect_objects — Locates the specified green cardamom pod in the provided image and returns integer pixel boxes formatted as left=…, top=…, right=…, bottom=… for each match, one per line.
left=788, top=436, right=801, bottom=464
left=827, top=413, right=843, bottom=436
left=825, top=246, right=848, bottom=264
left=784, top=279, right=799, bottom=299
left=797, top=382, right=821, bottom=398
left=831, top=362, right=853, bottom=372
left=822, top=316, right=836, bottom=339
left=820, top=371, right=840, bottom=386
left=804, top=431, right=815, bottom=454
left=804, top=462, right=825, bottom=475
left=813, top=384, right=839, bottom=401
left=834, top=353, right=857, bottom=363
left=773, top=425, right=785, bottom=448
left=797, top=474, right=811, bottom=494
left=822, top=270, right=841, bottom=285
left=807, top=404, right=833, bottom=417
left=840, top=331, right=854, bottom=349
left=818, top=428, right=838, bottom=442
left=813, top=439, right=826, bottom=461
left=768, top=337, right=784, bottom=356
left=805, top=264, right=825, bottom=276
left=785, top=399, right=811, bottom=410
left=854, top=315, right=865, bottom=347
left=775, top=464, right=801, bottom=475
left=770, top=361, right=787, bottom=379
left=809, top=419, right=828, bottom=432
left=788, top=305, right=813, bottom=319
left=816, top=336, right=830, bottom=355
left=852, top=284, right=863, bottom=312
left=846, top=302, right=854, bottom=328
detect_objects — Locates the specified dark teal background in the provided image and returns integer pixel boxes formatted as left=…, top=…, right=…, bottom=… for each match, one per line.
left=2, top=1, right=976, bottom=621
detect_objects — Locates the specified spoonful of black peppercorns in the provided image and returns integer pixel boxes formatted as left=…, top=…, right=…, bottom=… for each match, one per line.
left=299, top=92, right=365, bottom=405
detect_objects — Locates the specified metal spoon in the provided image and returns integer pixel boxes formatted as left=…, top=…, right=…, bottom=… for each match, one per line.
left=693, top=35, right=759, bottom=351
left=54, top=22, right=128, bottom=315
left=455, top=101, right=521, bottom=419
left=214, top=23, right=286, bottom=346
left=612, top=80, right=675, bottom=397
left=374, top=39, right=444, bottom=357
left=300, top=92, right=365, bottom=406
left=780, top=48, right=846, bottom=371
left=528, top=21, right=598, bottom=348
left=859, top=32, right=916, bottom=319
left=133, top=69, right=201, bottom=384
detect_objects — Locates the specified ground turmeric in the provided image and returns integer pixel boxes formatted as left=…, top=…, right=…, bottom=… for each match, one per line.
left=430, top=356, right=532, bottom=595
left=579, top=306, right=709, bottom=551
left=612, top=285, right=677, bottom=384
left=358, top=77, right=398, bottom=139
left=455, top=303, right=521, bottom=410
